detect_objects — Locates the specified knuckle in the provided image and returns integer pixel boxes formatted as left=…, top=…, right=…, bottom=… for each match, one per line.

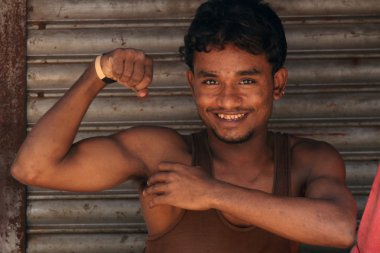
left=113, top=48, right=124, bottom=56
left=143, top=76, right=152, bottom=84
left=133, top=48, right=144, bottom=54
left=150, top=184, right=157, bottom=192
left=167, top=183, right=176, bottom=192
left=130, top=78, right=142, bottom=85
left=147, top=185, right=157, bottom=194
left=113, top=69, right=123, bottom=77
left=124, top=49, right=136, bottom=58
left=135, top=50, right=146, bottom=60
left=120, top=74, right=132, bottom=82
left=167, top=173, right=178, bottom=182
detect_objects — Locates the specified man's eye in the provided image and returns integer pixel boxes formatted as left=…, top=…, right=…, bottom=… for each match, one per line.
left=239, top=79, right=255, bottom=85
left=203, top=79, right=218, bottom=85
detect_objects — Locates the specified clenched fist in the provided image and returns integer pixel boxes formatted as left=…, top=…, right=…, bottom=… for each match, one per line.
left=100, top=48, right=153, bottom=97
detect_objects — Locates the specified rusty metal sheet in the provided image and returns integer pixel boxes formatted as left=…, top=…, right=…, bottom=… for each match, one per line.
left=27, top=199, right=144, bottom=227
left=27, top=23, right=380, bottom=56
left=27, top=233, right=146, bottom=253
left=28, top=0, right=204, bottom=21
left=27, top=27, right=187, bottom=56
left=27, top=0, right=380, bottom=21
left=273, top=93, right=380, bottom=119
left=270, top=0, right=380, bottom=16
left=272, top=126, right=380, bottom=151
left=27, top=95, right=198, bottom=123
left=26, top=58, right=380, bottom=92
left=26, top=92, right=380, bottom=124
left=346, top=160, right=379, bottom=190
left=286, top=23, right=380, bottom=51
left=0, top=0, right=27, bottom=252
left=27, top=179, right=141, bottom=195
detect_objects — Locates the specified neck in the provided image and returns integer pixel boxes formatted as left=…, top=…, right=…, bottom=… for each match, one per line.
left=206, top=129, right=273, bottom=167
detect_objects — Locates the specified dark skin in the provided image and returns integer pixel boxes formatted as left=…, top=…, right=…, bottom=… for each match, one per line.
left=11, top=45, right=357, bottom=248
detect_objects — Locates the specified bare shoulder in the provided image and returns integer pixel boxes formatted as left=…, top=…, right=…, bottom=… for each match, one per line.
left=289, top=135, right=343, bottom=164
left=112, top=126, right=192, bottom=175
left=288, top=134, right=349, bottom=198
left=288, top=134, right=346, bottom=182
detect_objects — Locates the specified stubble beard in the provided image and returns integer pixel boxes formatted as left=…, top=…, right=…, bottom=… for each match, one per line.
left=198, top=109, right=256, bottom=144
left=211, top=128, right=255, bottom=144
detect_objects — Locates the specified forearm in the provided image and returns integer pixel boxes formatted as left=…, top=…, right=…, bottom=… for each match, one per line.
left=209, top=181, right=356, bottom=247
left=12, top=62, right=105, bottom=182
left=145, top=160, right=356, bottom=247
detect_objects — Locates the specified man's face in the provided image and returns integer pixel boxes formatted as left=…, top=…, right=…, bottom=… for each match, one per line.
left=187, top=44, right=287, bottom=144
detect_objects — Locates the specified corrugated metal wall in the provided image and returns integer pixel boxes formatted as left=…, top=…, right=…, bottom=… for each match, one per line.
left=26, top=0, right=380, bottom=252
left=0, top=1, right=27, bottom=252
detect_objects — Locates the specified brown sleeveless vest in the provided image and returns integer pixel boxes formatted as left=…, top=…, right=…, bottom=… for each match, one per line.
left=144, top=130, right=299, bottom=253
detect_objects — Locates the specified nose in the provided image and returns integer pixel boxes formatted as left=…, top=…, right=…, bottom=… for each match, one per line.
left=217, top=84, right=242, bottom=109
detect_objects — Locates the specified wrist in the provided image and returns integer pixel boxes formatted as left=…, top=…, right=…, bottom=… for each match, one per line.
left=94, top=55, right=116, bottom=84
left=207, top=179, right=229, bottom=209
left=77, top=61, right=109, bottom=96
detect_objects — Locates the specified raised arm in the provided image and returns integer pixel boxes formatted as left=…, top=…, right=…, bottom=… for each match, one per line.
left=11, top=48, right=153, bottom=192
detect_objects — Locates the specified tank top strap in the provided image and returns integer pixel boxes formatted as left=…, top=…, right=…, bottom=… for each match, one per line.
left=273, top=132, right=291, bottom=196
left=190, top=129, right=213, bottom=175
left=189, top=130, right=292, bottom=196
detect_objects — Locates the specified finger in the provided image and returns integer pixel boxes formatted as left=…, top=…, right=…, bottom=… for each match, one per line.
left=144, top=182, right=169, bottom=196
left=147, top=171, right=172, bottom=186
left=149, top=194, right=170, bottom=208
left=136, top=88, right=149, bottom=98
left=126, top=51, right=146, bottom=87
left=158, top=161, right=186, bottom=172
left=134, top=56, right=153, bottom=97
left=111, top=53, right=125, bottom=80
left=118, top=51, right=135, bottom=84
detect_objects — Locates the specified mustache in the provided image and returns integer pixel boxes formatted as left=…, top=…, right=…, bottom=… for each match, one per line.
left=205, top=107, right=253, bottom=112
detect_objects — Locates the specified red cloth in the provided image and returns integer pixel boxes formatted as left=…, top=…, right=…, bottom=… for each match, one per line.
left=351, top=164, right=380, bottom=253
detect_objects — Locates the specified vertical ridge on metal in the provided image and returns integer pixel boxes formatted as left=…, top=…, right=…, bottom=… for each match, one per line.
left=0, top=0, right=27, bottom=252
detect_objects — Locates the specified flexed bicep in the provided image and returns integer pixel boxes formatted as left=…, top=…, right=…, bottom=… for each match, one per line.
left=53, top=135, right=147, bottom=192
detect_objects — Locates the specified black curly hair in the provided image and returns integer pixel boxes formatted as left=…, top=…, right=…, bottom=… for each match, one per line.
left=179, top=0, right=287, bottom=75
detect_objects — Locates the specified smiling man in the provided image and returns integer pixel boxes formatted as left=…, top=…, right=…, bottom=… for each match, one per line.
left=11, top=0, right=357, bottom=252
left=187, top=46, right=283, bottom=144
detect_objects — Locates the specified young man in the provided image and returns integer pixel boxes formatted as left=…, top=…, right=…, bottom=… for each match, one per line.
left=12, top=0, right=357, bottom=252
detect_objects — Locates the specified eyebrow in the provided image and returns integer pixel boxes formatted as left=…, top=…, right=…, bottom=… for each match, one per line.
left=237, top=69, right=261, bottom=76
left=196, top=68, right=261, bottom=77
left=197, top=70, right=218, bottom=77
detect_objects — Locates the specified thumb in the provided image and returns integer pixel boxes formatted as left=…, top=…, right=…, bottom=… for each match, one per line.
left=136, top=88, right=149, bottom=98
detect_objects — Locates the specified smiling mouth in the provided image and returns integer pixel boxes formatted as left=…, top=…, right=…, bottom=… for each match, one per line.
left=217, top=113, right=246, bottom=121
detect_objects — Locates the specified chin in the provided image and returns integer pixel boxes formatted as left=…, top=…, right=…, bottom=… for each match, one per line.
left=212, top=129, right=255, bottom=144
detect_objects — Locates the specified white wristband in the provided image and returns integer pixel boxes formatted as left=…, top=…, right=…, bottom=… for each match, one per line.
left=95, top=55, right=106, bottom=79
left=94, top=55, right=115, bottom=84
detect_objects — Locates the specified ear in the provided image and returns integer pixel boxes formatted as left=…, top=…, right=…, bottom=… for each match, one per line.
left=273, top=67, right=288, bottom=100
left=187, top=70, right=195, bottom=94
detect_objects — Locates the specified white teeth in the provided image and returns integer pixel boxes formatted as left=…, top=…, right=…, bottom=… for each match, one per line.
left=217, top=113, right=245, bottom=120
